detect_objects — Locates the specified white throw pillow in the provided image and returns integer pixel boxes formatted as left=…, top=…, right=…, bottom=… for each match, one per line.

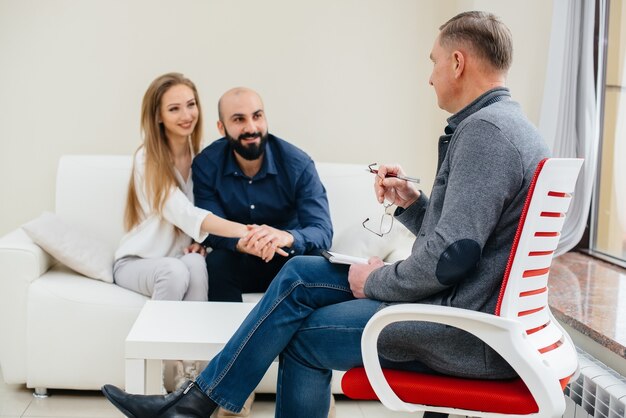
left=331, top=220, right=416, bottom=262
left=22, top=212, right=114, bottom=283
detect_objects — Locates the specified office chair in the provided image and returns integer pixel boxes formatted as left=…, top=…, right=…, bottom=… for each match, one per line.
left=342, top=158, right=584, bottom=418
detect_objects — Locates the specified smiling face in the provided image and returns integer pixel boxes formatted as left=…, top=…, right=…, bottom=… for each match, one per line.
left=218, top=88, right=268, bottom=161
left=159, top=84, right=199, bottom=143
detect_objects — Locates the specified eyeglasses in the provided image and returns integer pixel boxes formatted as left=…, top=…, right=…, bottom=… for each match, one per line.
left=367, top=162, right=378, bottom=175
left=362, top=201, right=394, bottom=237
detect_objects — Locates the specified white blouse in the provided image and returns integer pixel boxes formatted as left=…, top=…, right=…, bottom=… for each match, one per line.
left=115, top=147, right=210, bottom=260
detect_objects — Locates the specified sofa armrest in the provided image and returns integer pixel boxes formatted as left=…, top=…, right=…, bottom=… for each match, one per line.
left=0, top=228, right=55, bottom=279
left=0, top=227, right=55, bottom=384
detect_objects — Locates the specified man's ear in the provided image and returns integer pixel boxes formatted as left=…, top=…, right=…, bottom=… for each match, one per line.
left=453, top=51, right=465, bottom=78
left=217, top=120, right=226, bottom=136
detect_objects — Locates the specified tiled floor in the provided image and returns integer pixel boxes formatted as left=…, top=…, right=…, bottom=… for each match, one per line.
left=0, top=367, right=422, bottom=418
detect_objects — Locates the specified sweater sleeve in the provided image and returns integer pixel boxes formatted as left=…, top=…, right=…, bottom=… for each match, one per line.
left=364, top=120, right=524, bottom=302
left=395, top=193, right=429, bottom=236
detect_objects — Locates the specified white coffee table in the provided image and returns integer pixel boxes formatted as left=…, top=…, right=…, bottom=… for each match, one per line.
left=125, top=300, right=256, bottom=394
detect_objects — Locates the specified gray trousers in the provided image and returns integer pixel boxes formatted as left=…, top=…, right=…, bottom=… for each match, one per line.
left=113, top=253, right=208, bottom=301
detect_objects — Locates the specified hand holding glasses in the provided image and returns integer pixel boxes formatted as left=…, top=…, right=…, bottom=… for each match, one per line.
left=368, top=162, right=421, bottom=211
left=362, top=163, right=421, bottom=236
left=362, top=201, right=395, bottom=237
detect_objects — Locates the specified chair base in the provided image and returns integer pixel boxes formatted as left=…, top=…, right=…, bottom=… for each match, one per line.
left=423, top=412, right=449, bottom=418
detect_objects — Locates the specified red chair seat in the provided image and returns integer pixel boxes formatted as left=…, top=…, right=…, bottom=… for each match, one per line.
left=341, top=367, right=539, bottom=415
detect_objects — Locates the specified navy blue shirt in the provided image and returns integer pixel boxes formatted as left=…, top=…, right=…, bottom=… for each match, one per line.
left=192, top=134, right=333, bottom=255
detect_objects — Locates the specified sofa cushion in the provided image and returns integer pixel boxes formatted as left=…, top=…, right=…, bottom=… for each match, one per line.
left=331, top=221, right=414, bottom=261
left=22, top=212, right=114, bottom=283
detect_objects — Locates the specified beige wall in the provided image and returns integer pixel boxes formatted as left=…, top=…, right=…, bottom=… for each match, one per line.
left=0, top=0, right=552, bottom=235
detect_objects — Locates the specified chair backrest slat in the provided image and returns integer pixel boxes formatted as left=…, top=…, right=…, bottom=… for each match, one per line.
left=527, top=321, right=563, bottom=349
left=522, top=253, right=553, bottom=271
left=494, top=158, right=583, bottom=380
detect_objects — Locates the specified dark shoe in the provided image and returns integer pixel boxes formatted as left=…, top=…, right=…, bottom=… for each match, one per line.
left=101, top=380, right=216, bottom=417
left=423, top=412, right=448, bottom=418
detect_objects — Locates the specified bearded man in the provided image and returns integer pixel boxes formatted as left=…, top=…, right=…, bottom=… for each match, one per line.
left=192, top=87, right=333, bottom=303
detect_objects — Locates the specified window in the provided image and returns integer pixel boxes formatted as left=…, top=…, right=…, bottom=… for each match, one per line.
left=591, top=0, right=626, bottom=267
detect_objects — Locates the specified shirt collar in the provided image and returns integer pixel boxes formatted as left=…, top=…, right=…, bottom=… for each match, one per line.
left=446, top=87, right=511, bottom=134
left=223, top=135, right=279, bottom=178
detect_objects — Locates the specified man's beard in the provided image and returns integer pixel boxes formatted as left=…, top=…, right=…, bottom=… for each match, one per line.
left=226, top=129, right=268, bottom=161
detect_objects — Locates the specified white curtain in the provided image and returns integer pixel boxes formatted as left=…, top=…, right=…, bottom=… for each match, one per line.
left=538, top=0, right=601, bottom=256
left=615, top=30, right=626, bottom=234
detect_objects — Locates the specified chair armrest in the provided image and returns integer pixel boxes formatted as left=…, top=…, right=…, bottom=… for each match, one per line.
left=360, top=304, right=565, bottom=415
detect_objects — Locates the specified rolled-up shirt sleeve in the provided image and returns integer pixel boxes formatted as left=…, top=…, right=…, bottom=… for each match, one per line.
left=133, top=152, right=210, bottom=244
left=161, top=187, right=211, bottom=243
left=286, top=160, right=333, bottom=254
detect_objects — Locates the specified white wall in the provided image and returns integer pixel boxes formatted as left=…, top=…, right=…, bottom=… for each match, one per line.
left=0, top=0, right=552, bottom=235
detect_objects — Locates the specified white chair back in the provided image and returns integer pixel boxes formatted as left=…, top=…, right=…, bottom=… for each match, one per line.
left=496, top=158, right=583, bottom=383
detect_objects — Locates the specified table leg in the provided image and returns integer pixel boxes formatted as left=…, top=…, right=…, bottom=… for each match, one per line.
left=125, top=358, right=146, bottom=394
left=145, top=359, right=163, bottom=394
left=125, top=358, right=163, bottom=394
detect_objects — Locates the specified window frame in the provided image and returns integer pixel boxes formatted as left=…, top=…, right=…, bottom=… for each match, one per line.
left=587, top=0, right=626, bottom=269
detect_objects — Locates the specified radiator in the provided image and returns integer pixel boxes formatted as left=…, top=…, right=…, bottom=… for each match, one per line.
left=564, top=348, right=626, bottom=418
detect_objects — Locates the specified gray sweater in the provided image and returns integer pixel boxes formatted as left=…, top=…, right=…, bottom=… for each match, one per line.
left=364, top=88, right=550, bottom=379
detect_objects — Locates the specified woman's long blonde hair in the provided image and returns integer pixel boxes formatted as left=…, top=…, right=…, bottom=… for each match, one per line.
left=124, top=72, right=204, bottom=231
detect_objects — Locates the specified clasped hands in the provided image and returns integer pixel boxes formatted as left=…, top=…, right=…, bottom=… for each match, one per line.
left=236, top=224, right=292, bottom=262
left=183, top=225, right=291, bottom=262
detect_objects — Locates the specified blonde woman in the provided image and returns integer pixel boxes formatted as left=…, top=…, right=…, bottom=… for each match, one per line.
left=114, top=72, right=251, bottom=302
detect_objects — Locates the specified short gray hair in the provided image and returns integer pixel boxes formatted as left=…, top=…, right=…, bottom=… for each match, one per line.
left=439, top=11, right=513, bottom=72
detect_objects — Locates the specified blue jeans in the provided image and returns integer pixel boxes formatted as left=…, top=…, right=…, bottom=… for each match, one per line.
left=194, top=255, right=370, bottom=417
left=195, top=256, right=433, bottom=418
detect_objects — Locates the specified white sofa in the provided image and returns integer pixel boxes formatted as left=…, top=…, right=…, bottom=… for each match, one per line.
left=0, top=155, right=413, bottom=395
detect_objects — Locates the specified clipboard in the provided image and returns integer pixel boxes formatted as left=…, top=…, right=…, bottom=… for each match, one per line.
left=321, top=250, right=391, bottom=266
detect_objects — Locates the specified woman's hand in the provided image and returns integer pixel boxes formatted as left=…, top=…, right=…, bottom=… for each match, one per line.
left=184, top=242, right=206, bottom=257
left=373, top=164, right=420, bottom=209
left=238, top=225, right=290, bottom=262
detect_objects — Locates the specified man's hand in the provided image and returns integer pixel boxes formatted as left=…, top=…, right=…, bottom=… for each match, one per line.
left=348, top=257, right=385, bottom=298
left=183, top=242, right=207, bottom=257
left=237, top=225, right=291, bottom=262
left=373, top=164, right=421, bottom=209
